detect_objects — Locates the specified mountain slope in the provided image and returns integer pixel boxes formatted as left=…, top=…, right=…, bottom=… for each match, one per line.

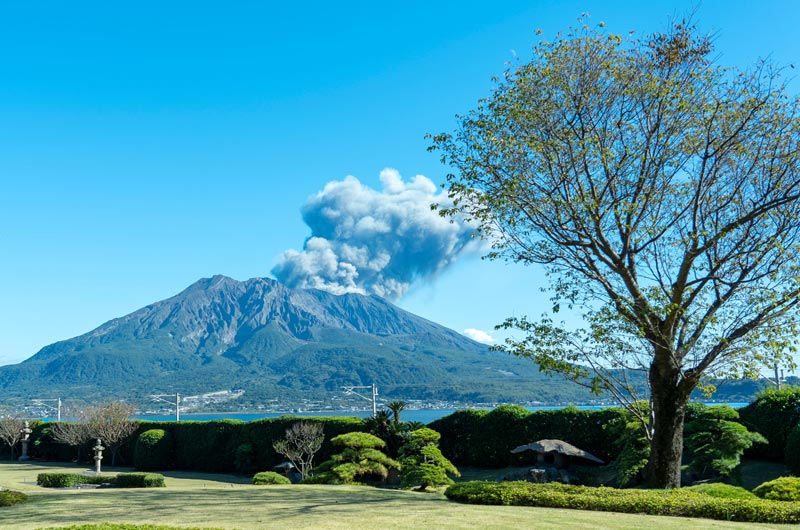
left=0, top=275, right=593, bottom=408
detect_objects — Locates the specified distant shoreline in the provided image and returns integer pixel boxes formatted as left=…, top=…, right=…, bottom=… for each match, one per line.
left=131, top=401, right=750, bottom=425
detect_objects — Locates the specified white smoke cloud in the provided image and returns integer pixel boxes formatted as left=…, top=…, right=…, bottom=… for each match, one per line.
left=462, top=328, right=496, bottom=345
left=272, top=168, right=483, bottom=300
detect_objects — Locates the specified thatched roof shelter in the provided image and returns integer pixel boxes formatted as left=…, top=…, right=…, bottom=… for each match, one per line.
left=511, top=439, right=604, bottom=468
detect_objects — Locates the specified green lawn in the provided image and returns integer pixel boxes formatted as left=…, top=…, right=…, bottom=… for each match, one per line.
left=0, top=462, right=790, bottom=530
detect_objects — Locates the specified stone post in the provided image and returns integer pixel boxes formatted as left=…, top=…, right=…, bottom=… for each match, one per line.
left=93, top=438, right=105, bottom=474
left=18, top=421, right=32, bottom=461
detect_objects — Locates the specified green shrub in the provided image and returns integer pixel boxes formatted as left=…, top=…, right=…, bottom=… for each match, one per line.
left=311, top=432, right=399, bottom=484
left=399, top=428, right=460, bottom=490
left=37, top=472, right=163, bottom=488
left=37, top=472, right=84, bottom=488
left=242, top=415, right=364, bottom=473
left=235, top=443, right=255, bottom=473
left=430, top=406, right=627, bottom=468
left=445, top=481, right=800, bottom=524
left=683, top=483, right=756, bottom=499
left=252, top=471, right=291, bottom=485
left=605, top=404, right=650, bottom=487
left=28, top=416, right=366, bottom=475
left=738, top=386, right=800, bottom=461
left=0, top=489, right=28, bottom=506
left=428, top=409, right=488, bottom=465
left=114, top=473, right=165, bottom=488
left=785, top=423, right=800, bottom=475
left=754, top=477, right=800, bottom=501
left=683, top=404, right=766, bottom=481
left=38, top=523, right=222, bottom=530
left=37, top=473, right=115, bottom=488
left=133, top=429, right=174, bottom=471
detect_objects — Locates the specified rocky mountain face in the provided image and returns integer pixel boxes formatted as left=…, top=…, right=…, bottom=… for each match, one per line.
left=0, top=275, right=589, bottom=408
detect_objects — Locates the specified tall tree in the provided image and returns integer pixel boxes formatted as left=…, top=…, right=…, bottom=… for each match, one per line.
left=431, top=18, right=800, bottom=488
left=85, top=401, right=138, bottom=466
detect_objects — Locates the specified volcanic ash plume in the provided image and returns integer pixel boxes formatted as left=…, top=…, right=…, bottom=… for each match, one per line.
left=272, top=168, right=482, bottom=300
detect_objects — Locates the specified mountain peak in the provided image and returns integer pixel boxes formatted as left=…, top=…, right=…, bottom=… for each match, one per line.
left=0, top=275, right=561, bottom=408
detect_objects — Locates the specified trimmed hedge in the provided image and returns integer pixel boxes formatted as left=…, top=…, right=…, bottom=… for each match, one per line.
left=115, top=473, right=165, bottom=488
left=785, top=423, right=800, bottom=475
left=29, top=416, right=366, bottom=474
left=738, top=386, right=800, bottom=461
left=0, top=489, right=28, bottom=506
left=37, top=473, right=115, bottom=488
left=430, top=405, right=627, bottom=467
left=134, top=429, right=173, bottom=471
left=252, top=471, right=291, bottom=485
left=39, top=523, right=223, bottom=530
left=445, top=481, right=800, bottom=524
left=754, top=477, right=800, bottom=502
left=37, top=472, right=164, bottom=488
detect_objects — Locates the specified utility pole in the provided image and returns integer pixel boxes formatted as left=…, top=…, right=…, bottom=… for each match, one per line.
left=151, top=393, right=181, bottom=421
left=32, top=398, right=61, bottom=421
left=342, top=383, right=378, bottom=417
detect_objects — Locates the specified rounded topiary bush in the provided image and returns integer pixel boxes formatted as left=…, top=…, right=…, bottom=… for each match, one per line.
left=134, top=429, right=174, bottom=471
left=0, top=490, right=28, bottom=506
left=754, top=477, right=800, bottom=501
left=252, top=471, right=291, bottom=485
left=683, top=483, right=756, bottom=499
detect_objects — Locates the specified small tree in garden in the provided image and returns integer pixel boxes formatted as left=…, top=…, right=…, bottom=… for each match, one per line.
left=50, top=418, right=91, bottom=462
left=0, top=415, right=25, bottom=460
left=310, top=432, right=399, bottom=484
left=85, top=401, right=138, bottom=466
left=683, top=405, right=766, bottom=482
left=272, top=421, right=324, bottom=481
left=399, top=427, right=460, bottom=491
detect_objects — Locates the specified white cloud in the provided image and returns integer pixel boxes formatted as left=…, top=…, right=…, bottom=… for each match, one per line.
left=273, top=168, right=484, bottom=300
left=462, top=328, right=496, bottom=345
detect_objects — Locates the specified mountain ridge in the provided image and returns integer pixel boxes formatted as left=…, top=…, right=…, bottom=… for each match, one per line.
left=1, top=275, right=592, bottom=408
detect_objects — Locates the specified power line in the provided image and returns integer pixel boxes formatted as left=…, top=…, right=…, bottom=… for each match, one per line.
left=341, top=383, right=378, bottom=417
left=31, top=398, right=61, bottom=421
left=150, top=393, right=181, bottom=421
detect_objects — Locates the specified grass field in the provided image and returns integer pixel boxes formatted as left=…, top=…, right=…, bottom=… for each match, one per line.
left=0, top=462, right=791, bottom=530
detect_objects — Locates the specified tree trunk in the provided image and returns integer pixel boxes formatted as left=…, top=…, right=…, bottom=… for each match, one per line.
left=646, top=359, right=691, bottom=488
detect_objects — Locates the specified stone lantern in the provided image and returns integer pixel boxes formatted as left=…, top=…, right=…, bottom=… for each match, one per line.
left=93, top=438, right=105, bottom=474
left=18, top=421, right=32, bottom=461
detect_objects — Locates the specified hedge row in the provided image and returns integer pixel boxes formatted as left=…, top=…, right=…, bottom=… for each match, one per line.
left=30, top=416, right=365, bottom=473
left=37, top=473, right=115, bottom=488
left=429, top=405, right=628, bottom=467
left=445, top=481, right=800, bottom=524
left=37, top=472, right=165, bottom=488
left=115, top=473, right=165, bottom=488
left=738, top=387, right=800, bottom=461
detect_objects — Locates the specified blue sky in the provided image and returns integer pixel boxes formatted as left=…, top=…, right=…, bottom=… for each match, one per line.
left=1, top=1, right=799, bottom=366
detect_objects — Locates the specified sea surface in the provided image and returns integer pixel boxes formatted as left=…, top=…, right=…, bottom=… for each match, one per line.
left=134, top=402, right=748, bottom=424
